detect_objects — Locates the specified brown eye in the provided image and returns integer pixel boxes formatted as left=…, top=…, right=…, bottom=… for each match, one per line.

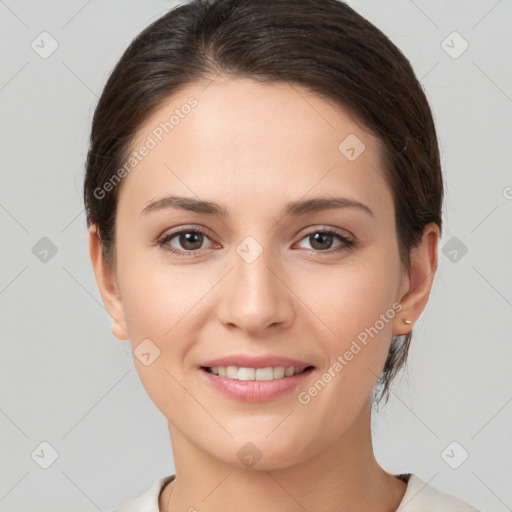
left=296, top=229, right=355, bottom=254
left=159, top=228, right=214, bottom=255
left=309, top=232, right=335, bottom=250
left=175, top=231, right=204, bottom=251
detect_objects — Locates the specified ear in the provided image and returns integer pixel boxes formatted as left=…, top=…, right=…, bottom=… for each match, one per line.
left=88, top=224, right=130, bottom=341
left=393, top=222, right=439, bottom=336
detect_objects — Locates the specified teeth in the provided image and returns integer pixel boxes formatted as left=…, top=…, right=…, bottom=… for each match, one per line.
left=207, top=365, right=308, bottom=381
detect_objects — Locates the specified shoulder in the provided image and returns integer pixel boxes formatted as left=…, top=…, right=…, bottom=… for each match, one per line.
left=111, top=475, right=175, bottom=512
left=396, top=473, right=481, bottom=512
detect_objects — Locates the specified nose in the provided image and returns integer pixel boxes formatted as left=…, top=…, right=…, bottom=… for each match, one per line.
left=215, top=241, right=295, bottom=335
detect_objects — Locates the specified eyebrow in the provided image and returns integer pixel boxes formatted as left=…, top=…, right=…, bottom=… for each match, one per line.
left=140, top=195, right=374, bottom=218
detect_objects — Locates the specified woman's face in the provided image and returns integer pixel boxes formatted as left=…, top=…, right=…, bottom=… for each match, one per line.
left=97, top=77, right=412, bottom=469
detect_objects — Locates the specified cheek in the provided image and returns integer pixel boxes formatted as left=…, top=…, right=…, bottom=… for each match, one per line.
left=301, top=254, right=401, bottom=400
left=116, top=259, right=204, bottom=420
left=117, top=244, right=192, bottom=336
left=299, top=256, right=400, bottom=341
left=117, top=252, right=215, bottom=381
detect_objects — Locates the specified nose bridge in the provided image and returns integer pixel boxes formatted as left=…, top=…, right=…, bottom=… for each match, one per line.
left=218, top=233, right=292, bottom=331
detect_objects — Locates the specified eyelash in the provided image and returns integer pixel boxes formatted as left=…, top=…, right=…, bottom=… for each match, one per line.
left=157, top=227, right=356, bottom=257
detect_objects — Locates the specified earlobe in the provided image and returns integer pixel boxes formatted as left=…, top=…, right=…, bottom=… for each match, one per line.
left=393, top=222, right=439, bottom=336
left=112, top=320, right=130, bottom=341
left=88, top=225, right=130, bottom=341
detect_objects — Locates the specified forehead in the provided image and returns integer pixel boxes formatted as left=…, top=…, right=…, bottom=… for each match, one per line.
left=119, top=77, right=391, bottom=219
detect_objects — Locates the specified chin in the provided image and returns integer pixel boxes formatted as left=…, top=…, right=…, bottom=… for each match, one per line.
left=206, top=434, right=316, bottom=472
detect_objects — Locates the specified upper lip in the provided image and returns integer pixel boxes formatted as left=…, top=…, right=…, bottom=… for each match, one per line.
left=201, top=355, right=314, bottom=370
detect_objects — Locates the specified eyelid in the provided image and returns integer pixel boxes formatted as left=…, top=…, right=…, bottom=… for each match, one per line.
left=293, top=227, right=355, bottom=255
left=157, top=225, right=216, bottom=251
left=159, top=224, right=213, bottom=240
left=294, top=224, right=353, bottom=241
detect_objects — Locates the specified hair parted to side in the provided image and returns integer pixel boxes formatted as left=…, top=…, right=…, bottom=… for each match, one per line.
left=83, top=0, right=443, bottom=408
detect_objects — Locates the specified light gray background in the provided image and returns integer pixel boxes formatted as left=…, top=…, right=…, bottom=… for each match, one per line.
left=0, top=0, right=511, bottom=510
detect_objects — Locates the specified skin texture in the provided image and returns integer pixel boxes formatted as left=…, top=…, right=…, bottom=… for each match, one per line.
left=89, top=77, right=439, bottom=511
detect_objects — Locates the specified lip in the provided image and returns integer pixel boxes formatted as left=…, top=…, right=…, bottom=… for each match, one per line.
left=198, top=367, right=314, bottom=402
left=201, top=355, right=312, bottom=370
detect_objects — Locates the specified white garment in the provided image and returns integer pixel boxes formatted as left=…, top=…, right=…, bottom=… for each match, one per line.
left=112, top=473, right=480, bottom=512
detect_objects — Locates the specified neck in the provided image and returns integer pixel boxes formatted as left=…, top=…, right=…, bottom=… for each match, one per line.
left=159, top=399, right=407, bottom=512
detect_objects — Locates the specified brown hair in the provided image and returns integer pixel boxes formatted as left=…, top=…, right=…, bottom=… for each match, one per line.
left=83, top=0, right=443, bottom=407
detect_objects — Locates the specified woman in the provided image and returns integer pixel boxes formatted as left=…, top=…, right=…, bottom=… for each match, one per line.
left=84, top=0, right=481, bottom=510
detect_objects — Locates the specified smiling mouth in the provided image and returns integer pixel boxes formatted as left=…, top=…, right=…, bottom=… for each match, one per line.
left=201, top=365, right=315, bottom=381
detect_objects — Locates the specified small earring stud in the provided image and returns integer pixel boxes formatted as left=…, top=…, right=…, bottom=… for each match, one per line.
left=403, top=319, right=412, bottom=325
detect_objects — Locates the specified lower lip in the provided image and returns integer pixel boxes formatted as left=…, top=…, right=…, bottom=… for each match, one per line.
left=198, top=367, right=314, bottom=402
